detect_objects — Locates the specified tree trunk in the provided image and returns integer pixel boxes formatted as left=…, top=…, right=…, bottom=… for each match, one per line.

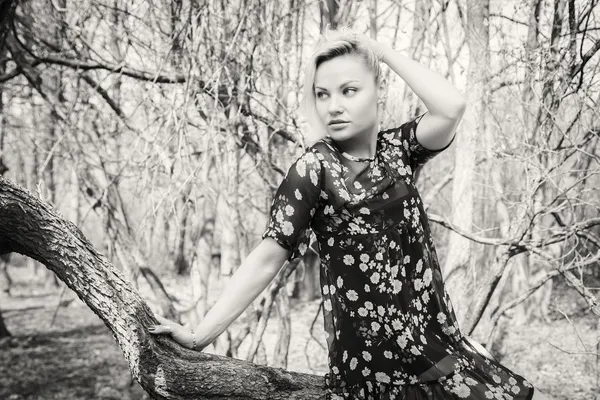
left=402, top=0, right=432, bottom=121
left=443, top=0, right=489, bottom=329
left=0, top=176, right=326, bottom=399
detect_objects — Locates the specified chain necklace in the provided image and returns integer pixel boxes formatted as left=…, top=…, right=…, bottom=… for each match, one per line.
left=340, top=151, right=376, bottom=163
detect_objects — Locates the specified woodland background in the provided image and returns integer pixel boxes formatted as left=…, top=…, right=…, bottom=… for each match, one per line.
left=0, top=0, right=599, bottom=399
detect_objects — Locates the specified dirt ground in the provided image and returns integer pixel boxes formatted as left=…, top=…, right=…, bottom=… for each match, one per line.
left=1, top=263, right=598, bottom=400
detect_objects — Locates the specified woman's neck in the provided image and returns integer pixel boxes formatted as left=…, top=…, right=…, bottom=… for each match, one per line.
left=332, top=127, right=379, bottom=160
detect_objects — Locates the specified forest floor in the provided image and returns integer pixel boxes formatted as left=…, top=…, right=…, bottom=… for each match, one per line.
left=0, top=262, right=598, bottom=400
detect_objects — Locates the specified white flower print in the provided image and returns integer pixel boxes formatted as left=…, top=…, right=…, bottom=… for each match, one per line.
left=410, top=345, right=421, bottom=355
left=392, top=319, right=403, bottom=331
left=492, top=374, right=501, bottom=384
left=396, top=335, right=407, bottom=349
left=404, top=255, right=410, bottom=264
left=284, top=205, right=294, bottom=216
left=392, top=279, right=402, bottom=294
left=384, top=350, right=393, bottom=359
left=342, top=350, right=348, bottom=362
left=437, top=312, right=447, bottom=324
left=349, top=357, right=358, bottom=370
left=465, top=377, right=478, bottom=386
left=346, top=290, right=358, bottom=301
left=323, top=299, right=332, bottom=311
left=337, top=276, right=343, bottom=288
left=375, top=372, right=391, bottom=384
left=298, top=243, right=307, bottom=255
left=310, top=169, right=318, bottom=186
left=362, top=351, right=372, bottom=361
left=275, top=209, right=284, bottom=223
left=414, top=278, right=423, bottom=291
left=343, top=255, right=354, bottom=265
left=451, top=383, right=470, bottom=398
left=359, top=263, right=368, bottom=272
left=359, top=207, right=370, bottom=215
left=371, top=321, right=381, bottom=332
left=282, top=221, right=294, bottom=236
left=423, top=268, right=432, bottom=286
left=365, top=301, right=373, bottom=310
left=370, top=272, right=380, bottom=284
left=323, top=285, right=329, bottom=295
left=294, top=189, right=302, bottom=200
left=362, top=367, right=371, bottom=377
left=358, top=307, right=368, bottom=317
left=295, top=159, right=306, bottom=176
left=328, top=237, right=334, bottom=246
left=339, top=189, right=351, bottom=201
left=416, top=258, right=423, bottom=273
left=329, top=285, right=336, bottom=295
left=415, top=299, right=422, bottom=311
left=360, top=253, right=370, bottom=262
left=377, top=306, right=385, bottom=316
left=364, top=284, right=370, bottom=292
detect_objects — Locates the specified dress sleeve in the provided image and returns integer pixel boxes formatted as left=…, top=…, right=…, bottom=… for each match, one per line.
left=394, top=112, right=456, bottom=171
left=261, top=149, right=323, bottom=263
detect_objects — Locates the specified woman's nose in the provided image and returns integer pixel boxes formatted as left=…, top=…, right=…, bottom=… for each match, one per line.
left=328, top=96, right=343, bottom=113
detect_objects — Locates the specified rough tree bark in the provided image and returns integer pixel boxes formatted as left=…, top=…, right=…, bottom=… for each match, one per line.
left=0, top=176, right=326, bottom=399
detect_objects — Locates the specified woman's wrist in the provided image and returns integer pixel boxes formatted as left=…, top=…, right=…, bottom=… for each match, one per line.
left=376, top=43, right=395, bottom=64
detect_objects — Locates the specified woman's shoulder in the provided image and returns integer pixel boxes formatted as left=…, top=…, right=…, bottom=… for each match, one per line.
left=307, top=136, right=339, bottom=160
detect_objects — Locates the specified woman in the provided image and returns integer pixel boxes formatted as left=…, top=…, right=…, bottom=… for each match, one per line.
left=150, top=29, right=547, bottom=399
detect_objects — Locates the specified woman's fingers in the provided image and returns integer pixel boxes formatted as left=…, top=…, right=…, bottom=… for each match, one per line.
left=148, top=324, right=174, bottom=335
left=148, top=315, right=176, bottom=335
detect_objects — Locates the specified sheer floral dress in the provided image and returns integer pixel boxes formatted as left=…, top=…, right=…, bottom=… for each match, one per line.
left=262, top=114, right=535, bottom=399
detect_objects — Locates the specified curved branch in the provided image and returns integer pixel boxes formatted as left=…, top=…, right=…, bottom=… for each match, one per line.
left=0, top=176, right=325, bottom=399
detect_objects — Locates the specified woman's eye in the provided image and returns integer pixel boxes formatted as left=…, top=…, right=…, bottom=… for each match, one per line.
left=344, top=88, right=357, bottom=96
left=316, top=92, right=328, bottom=100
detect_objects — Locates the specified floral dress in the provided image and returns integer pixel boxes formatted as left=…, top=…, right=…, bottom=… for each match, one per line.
left=262, top=114, right=535, bottom=399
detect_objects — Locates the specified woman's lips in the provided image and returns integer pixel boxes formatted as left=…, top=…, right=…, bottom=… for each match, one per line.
left=328, top=122, right=349, bottom=129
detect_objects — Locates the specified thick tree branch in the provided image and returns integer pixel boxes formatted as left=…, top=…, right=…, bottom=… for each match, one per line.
left=0, top=176, right=326, bottom=399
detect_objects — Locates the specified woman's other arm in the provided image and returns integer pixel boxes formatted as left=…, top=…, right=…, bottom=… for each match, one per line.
left=149, top=237, right=289, bottom=350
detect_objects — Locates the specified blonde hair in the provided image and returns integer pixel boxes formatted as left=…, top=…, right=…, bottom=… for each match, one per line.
left=303, top=28, right=382, bottom=145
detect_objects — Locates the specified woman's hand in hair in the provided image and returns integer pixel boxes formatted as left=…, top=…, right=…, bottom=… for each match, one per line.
left=350, top=31, right=387, bottom=62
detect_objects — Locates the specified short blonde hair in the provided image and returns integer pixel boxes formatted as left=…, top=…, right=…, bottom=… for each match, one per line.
left=303, top=28, right=382, bottom=145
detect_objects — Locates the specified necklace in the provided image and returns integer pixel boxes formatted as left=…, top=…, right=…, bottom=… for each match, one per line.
left=340, top=151, right=376, bottom=163
left=325, top=135, right=378, bottom=163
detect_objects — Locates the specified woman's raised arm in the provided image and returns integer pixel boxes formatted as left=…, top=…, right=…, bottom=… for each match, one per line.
left=358, top=33, right=466, bottom=151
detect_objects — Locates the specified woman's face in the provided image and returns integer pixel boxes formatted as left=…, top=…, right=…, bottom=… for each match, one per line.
left=313, top=54, right=380, bottom=142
